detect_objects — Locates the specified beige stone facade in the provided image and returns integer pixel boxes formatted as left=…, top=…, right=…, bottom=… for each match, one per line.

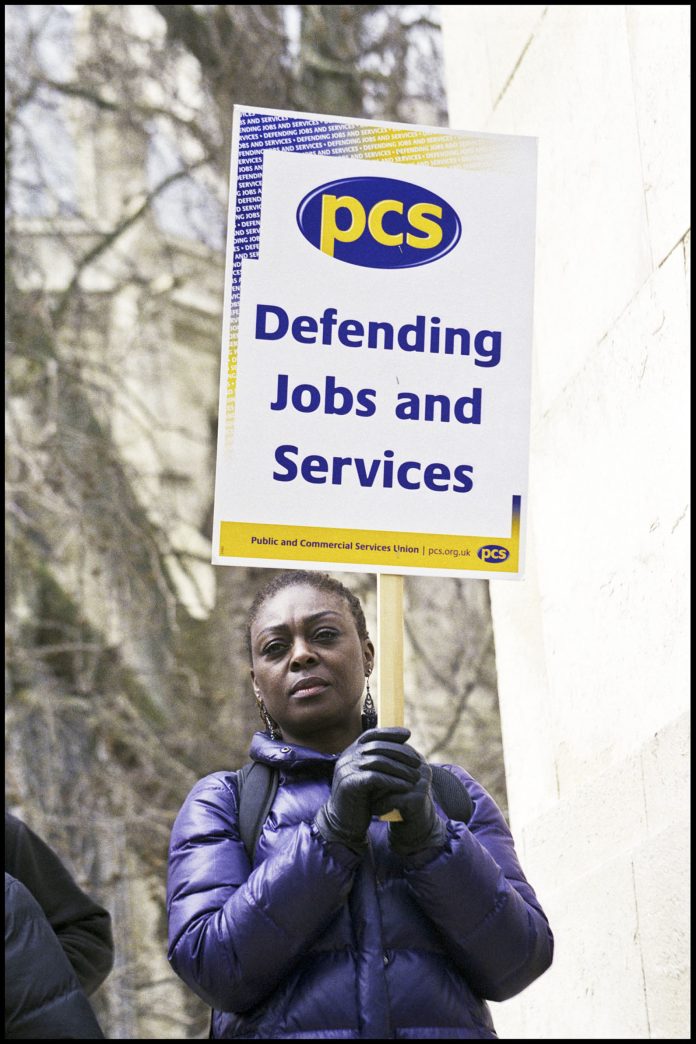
left=441, top=6, right=690, bottom=1038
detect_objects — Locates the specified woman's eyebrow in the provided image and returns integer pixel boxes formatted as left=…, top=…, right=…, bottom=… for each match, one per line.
left=305, top=610, right=343, bottom=625
left=255, top=610, right=343, bottom=639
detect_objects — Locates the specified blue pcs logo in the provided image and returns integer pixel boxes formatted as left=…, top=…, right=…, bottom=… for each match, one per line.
left=477, top=545, right=510, bottom=563
left=296, top=176, right=461, bottom=269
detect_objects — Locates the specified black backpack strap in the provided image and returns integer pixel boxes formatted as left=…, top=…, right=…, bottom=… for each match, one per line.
left=236, top=761, right=280, bottom=863
left=430, top=764, right=474, bottom=824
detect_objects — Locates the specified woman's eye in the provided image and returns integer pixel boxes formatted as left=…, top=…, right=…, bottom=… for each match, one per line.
left=314, top=629, right=339, bottom=642
left=262, top=640, right=287, bottom=657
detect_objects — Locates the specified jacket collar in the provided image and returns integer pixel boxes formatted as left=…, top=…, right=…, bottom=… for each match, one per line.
left=249, top=731, right=340, bottom=771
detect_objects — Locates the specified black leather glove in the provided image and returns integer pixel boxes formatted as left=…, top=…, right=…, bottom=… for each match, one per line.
left=314, top=727, right=421, bottom=853
left=385, top=751, right=448, bottom=857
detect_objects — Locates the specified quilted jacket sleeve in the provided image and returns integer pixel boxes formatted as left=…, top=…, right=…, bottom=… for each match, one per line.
left=5, top=874, right=105, bottom=1039
left=166, top=773, right=360, bottom=1012
left=401, top=767, right=553, bottom=1001
left=5, top=814, right=114, bottom=996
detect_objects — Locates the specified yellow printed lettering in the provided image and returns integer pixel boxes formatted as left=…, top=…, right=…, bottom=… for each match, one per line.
left=368, top=199, right=404, bottom=247
left=320, top=195, right=366, bottom=257
left=406, top=202, right=443, bottom=249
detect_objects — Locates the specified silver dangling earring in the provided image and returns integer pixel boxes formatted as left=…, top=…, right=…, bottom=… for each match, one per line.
left=255, top=695, right=282, bottom=741
left=361, top=670, right=378, bottom=731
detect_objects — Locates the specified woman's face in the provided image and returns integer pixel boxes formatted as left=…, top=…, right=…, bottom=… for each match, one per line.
left=250, top=584, right=374, bottom=753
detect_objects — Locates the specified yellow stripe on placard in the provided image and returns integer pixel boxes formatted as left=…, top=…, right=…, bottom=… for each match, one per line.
left=355, top=125, right=516, bottom=172
left=220, top=499, right=521, bottom=573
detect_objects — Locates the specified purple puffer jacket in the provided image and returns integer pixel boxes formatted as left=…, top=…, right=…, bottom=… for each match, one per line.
left=167, top=733, right=553, bottom=1039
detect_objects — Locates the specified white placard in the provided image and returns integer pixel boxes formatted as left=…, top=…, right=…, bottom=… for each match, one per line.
left=212, top=106, right=537, bottom=579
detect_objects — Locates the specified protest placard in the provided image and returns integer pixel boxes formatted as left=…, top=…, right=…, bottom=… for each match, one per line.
left=212, top=106, right=537, bottom=580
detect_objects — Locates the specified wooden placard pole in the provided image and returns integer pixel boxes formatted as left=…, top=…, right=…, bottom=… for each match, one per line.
left=377, top=573, right=404, bottom=822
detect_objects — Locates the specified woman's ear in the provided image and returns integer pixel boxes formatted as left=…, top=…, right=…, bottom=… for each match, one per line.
left=250, top=668, right=260, bottom=696
left=363, top=638, right=375, bottom=676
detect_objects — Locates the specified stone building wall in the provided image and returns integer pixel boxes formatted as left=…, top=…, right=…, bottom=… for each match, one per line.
left=441, top=6, right=690, bottom=1038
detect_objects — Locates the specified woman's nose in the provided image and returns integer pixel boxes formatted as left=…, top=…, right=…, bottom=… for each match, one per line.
left=290, top=639, right=318, bottom=667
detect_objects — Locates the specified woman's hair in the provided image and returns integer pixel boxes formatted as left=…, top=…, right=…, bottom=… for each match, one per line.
left=246, top=570, right=369, bottom=660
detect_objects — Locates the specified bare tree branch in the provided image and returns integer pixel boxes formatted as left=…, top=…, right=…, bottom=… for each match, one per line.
left=51, top=161, right=208, bottom=325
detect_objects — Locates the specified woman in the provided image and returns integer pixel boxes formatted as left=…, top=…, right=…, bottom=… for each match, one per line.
left=167, top=570, right=553, bottom=1039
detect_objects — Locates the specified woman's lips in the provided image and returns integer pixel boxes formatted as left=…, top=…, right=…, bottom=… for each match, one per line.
left=290, top=677, right=330, bottom=698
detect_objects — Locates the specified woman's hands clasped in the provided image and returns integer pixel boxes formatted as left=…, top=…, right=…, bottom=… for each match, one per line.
left=314, top=727, right=447, bottom=855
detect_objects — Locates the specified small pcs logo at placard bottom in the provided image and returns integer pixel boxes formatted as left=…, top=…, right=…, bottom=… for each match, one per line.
left=477, top=544, right=510, bottom=563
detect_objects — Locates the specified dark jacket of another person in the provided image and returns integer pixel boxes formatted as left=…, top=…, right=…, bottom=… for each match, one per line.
left=5, top=873, right=105, bottom=1039
left=5, top=812, right=113, bottom=995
